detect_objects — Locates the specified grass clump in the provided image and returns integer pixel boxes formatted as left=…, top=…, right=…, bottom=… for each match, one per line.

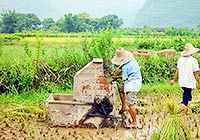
left=163, top=99, right=179, bottom=115
left=151, top=99, right=193, bottom=140
left=151, top=116, right=193, bottom=140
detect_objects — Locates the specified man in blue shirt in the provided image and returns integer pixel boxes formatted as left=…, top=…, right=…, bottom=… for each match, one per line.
left=111, top=48, right=142, bottom=128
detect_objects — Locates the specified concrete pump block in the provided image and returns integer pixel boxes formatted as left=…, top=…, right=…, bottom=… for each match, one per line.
left=46, top=58, right=117, bottom=128
left=46, top=94, right=104, bottom=127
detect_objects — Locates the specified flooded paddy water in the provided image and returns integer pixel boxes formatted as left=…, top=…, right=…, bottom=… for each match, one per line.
left=1, top=92, right=200, bottom=140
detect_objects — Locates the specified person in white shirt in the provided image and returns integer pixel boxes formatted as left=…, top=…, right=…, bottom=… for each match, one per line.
left=170, top=43, right=200, bottom=115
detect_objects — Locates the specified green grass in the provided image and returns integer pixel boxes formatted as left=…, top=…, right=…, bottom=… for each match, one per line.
left=139, top=83, right=181, bottom=96
left=0, top=83, right=178, bottom=105
left=0, top=89, right=73, bottom=122
left=0, top=83, right=181, bottom=113
left=0, top=91, right=48, bottom=108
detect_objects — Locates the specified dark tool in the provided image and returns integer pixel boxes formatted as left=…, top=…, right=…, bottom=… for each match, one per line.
left=79, top=95, right=120, bottom=128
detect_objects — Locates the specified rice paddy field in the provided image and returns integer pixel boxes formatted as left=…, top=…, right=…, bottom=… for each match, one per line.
left=0, top=84, right=200, bottom=140
left=0, top=34, right=200, bottom=140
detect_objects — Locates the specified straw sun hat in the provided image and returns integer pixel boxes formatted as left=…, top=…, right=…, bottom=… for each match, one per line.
left=111, top=48, right=133, bottom=66
left=181, top=43, right=200, bottom=56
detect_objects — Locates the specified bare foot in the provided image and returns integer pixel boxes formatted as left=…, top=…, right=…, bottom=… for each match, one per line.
left=125, top=123, right=138, bottom=129
left=180, top=108, right=188, bottom=116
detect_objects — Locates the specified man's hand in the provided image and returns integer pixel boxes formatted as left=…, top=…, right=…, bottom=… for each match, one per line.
left=198, top=83, right=200, bottom=90
left=194, top=71, right=200, bottom=90
left=112, top=76, right=118, bottom=81
left=111, top=76, right=122, bottom=81
left=169, top=80, right=175, bottom=85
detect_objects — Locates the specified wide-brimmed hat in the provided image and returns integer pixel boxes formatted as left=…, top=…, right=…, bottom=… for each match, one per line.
left=181, top=43, right=200, bottom=56
left=111, top=48, right=133, bottom=66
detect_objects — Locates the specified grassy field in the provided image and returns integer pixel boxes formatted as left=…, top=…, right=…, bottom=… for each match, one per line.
left=1, top=34, right=200, bottom=139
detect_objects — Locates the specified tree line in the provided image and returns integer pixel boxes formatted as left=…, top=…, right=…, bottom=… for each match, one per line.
left=0, top=10, right=200, bottom=37
left=0, top=10, right=123, bottom=33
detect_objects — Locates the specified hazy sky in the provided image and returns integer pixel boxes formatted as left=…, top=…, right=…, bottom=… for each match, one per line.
left=49, top=0, right=147, bottom=27
left=0, top=0, right=147, bottom=27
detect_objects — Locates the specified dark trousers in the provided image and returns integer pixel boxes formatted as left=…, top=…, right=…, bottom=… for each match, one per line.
left=181, top=87, right=192, bottom=106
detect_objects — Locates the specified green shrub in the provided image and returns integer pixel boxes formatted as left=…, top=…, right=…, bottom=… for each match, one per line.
left=0, top=33, right=199, bottom=94
left=137, top=55, right=178, bottom=84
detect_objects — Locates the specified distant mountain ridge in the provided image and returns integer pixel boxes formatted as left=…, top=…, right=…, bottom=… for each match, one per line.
left=134, top=0, right=200, bottom=29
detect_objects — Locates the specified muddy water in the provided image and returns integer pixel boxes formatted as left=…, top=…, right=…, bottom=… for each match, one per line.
left=1, top=111, right=199, bottom=140
left=57, top=127, right=137, bottom=140
left=1, top=94, right=200, bottom=140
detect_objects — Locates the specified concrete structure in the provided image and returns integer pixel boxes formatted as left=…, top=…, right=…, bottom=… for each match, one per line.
left=132, top=49, right=151, bottom=58
left=46, top=58, right=117, bottom=128
left=158, top=49, right=176, bottom=57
